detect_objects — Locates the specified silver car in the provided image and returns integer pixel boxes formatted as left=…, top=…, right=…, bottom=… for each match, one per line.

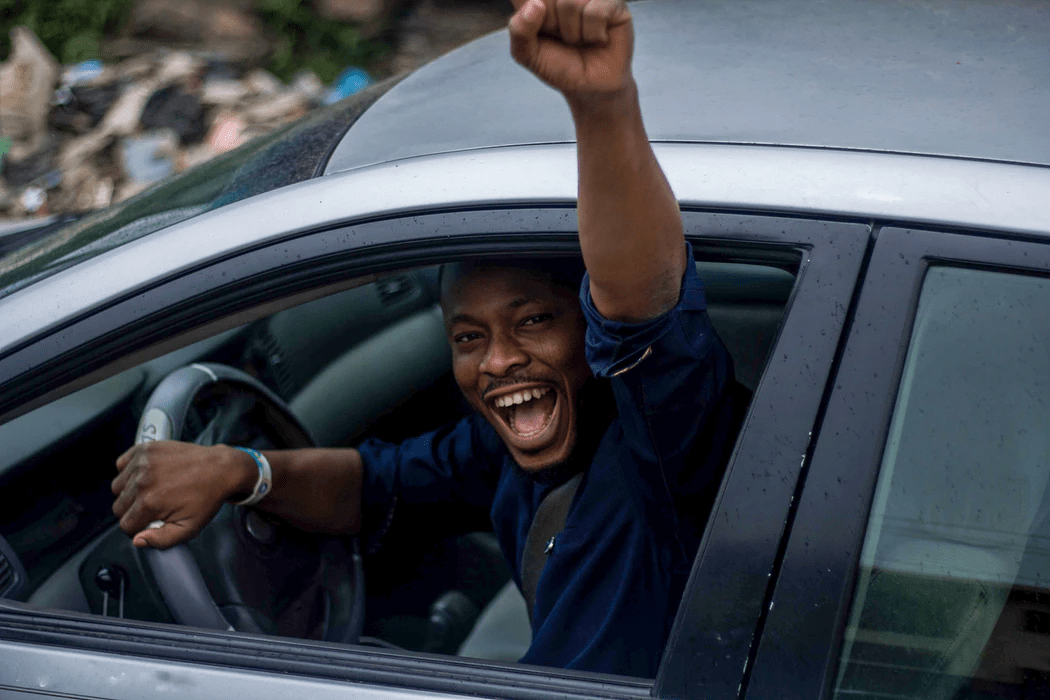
left=1, top=0, right=1049, bottom=698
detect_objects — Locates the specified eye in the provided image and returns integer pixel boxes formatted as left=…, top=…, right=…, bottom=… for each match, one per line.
left=454, top=331, right=483, bottom=344
left=521, top=314, right=553, bottom=326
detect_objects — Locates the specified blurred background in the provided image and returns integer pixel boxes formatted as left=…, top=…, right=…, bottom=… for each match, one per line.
left=0, top=0, right=513, bottom=221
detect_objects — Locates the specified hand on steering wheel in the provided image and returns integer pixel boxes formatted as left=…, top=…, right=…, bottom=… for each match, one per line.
left=115, top=363, right=364, bottom=643
left=113, top=441, right=252, bottom=549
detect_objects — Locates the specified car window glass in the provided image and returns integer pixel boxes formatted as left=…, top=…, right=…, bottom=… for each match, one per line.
left=834, top=266, right=1050, bottom=700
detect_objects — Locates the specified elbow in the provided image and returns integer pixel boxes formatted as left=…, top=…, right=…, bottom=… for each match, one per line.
left=590, top=272, right=683, bottom=323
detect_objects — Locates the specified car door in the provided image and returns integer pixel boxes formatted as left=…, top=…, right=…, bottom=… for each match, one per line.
left=746, top=226, right=1050, bottom=699
left=0, top=205, right=868, bottom=700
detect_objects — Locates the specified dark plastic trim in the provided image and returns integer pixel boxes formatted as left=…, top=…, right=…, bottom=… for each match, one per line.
left=654, top=217, right=871, bottom=700
left=745, top=228, right=1050, bottom=700
left=0, top=535, right=27, bottom=601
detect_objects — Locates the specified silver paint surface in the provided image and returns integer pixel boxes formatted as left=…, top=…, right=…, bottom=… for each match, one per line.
left=0, top=640, right=474, bottom=700
left=1, top=143, right=1049, bottom=356
left=327, top=0, right=1050, bottom=173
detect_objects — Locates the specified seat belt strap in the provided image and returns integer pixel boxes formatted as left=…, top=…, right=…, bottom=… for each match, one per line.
left=520, top=472, right=583, bottom=623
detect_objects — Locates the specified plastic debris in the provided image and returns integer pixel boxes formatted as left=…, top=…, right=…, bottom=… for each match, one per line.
left=0, top=28, right=60, bottom=161
left=19, top=186, right=47, bottom=215
left=244, top=91, right=307, bottom=124
left=245, top=69, right=283, bottom=96
left=1, top=136, right=57, bottom=186
left=63, top=60, right=105, bottom=87
left=140, top=86, right=206, bottom=144
left=206, top=112, right=248, bottom=153
left=324, top=67, right=372, bottom=105
left=101, top=82, right=156, bottom=137
left=201, top=78, right=250, bottom=106
left=291, top=70, right=325, bottom=104
left=120, top=131, right=179, bottom=186
left=53, top=60, right=106, bottom=107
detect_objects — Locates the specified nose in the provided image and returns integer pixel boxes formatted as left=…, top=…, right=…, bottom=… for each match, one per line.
left=479, top=332, right=529, bottom=377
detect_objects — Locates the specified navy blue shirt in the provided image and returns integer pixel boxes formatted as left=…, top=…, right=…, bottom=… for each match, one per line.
left=357, top=252, right=735, bottom=677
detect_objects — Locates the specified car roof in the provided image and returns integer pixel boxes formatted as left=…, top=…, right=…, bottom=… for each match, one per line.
left=328, top=0, right=1050, bottom=173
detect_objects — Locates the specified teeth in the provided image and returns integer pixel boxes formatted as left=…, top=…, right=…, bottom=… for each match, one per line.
left=493, top=387, right=551, bottom=408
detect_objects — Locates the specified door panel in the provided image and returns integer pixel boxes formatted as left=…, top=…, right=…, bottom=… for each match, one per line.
left=0, top=209, right=870, bottom=700
left=0, top=639, right=470, bottom=700
left=746, top=227, right=1050, bottom=700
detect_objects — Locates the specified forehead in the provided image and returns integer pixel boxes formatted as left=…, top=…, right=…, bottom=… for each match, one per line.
left=441, top=264, right=574, bottom=320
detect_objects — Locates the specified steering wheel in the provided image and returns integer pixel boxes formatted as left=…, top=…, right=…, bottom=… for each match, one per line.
left=133, top=362, right=364, bottom=643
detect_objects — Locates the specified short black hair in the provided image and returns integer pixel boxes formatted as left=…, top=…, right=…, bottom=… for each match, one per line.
left=438, top=257, right=586, bottom=302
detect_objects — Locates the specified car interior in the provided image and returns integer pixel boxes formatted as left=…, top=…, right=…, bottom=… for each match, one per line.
left=0, top=250, right=797, bottom=674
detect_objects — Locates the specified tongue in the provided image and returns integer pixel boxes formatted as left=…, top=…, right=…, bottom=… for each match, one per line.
left=511, top=394, right=554, bottom=435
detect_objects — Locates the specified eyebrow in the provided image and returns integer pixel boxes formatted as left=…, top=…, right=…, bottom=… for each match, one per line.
left=447, top=297, right=538, bottom=326
left=507, top=296, right=535, bottom=310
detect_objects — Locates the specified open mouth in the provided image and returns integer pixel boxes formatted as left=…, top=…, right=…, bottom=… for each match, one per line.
left=489, top=386, right=558, bottom=440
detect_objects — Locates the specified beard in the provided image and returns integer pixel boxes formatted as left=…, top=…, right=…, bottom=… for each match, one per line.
left=510, top=377, right=617, bottom=486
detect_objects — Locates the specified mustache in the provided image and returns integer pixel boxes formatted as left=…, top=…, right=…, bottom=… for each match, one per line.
left=480, top=375, right=552, bottom=401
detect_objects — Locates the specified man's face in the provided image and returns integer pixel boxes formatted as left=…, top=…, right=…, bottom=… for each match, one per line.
left=443, top=265, right=592, bottom=472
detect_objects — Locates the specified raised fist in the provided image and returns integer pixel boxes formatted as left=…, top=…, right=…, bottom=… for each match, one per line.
left=509, top=0, right=634, bottom=99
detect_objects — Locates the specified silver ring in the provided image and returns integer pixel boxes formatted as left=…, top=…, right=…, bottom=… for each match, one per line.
left=147, top=520, right=165, bottom=530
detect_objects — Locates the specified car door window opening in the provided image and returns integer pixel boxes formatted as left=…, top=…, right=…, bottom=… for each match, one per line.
left=0, top=248, right=797, bottom=682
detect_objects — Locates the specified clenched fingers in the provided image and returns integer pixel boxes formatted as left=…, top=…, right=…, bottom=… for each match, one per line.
left=509, top=0, right=546, bottom=67
left=556, top=0, right=584, bottom=45
left=581, top=0, right=622, bottom=44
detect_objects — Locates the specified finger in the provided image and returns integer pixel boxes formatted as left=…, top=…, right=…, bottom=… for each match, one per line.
left=116, top=445, right=138, bottom=471
left=112, top=480, right=137, bottom=517
left=118, top=500, right=155, bottom=537
left=111, top=459, right=136, bottom=494
left=509, top=0, right=546, bottom=67
left=133, top=521, right=194, bottom=550
left=556, top=0, right=584, bottom=45
left=582, top=0, right=629, bottom=41
left=581, top=0, right=612, bottom=43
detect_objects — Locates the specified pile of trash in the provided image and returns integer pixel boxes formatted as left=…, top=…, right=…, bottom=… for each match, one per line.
left=0, top=27, right=371, bottom=220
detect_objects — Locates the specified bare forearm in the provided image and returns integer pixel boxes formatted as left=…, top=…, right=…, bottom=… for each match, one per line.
left=231, top=448, right=364, bottom=535
left=569, top=83, right=687, bottom=322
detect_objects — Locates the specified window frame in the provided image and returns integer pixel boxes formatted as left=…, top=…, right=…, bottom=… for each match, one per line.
left=0, top=207, right=869, bottom=699
left=745, top=226, right=1050, bottom=700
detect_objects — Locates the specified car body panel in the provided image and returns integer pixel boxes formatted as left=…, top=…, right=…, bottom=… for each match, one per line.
left=2, top=143, right=1049, bottom=360
left=0, top=639, right=480, bottom=700
left=328, top=0, right=1050, bottom=173
left=0, top=608, right=652, bottom=700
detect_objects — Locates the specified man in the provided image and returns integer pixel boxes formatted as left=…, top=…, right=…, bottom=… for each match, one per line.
left=112, top=0, right=738, bottom=677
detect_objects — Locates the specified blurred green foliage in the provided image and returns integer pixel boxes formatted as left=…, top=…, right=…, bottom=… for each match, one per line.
left=259, top=0, right=385, bottom=83
left=0, top=0, right=135, bottom=63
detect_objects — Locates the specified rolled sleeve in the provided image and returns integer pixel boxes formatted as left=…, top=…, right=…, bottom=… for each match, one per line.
left=579, top=244, right=735, bottom=554
left=580, top=245, right=709, bottom=379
